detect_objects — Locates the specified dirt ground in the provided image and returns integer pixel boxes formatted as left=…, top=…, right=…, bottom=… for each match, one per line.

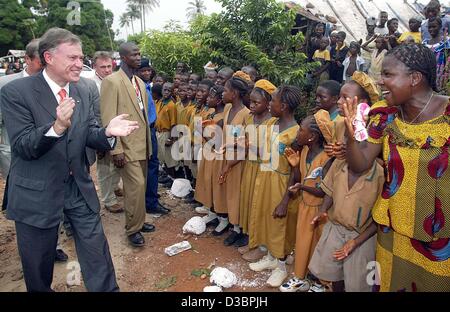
left=0, top=165, right=293, bottom=292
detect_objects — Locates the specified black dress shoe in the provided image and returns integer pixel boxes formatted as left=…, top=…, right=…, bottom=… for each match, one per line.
left=146, top=205, right=169, bottom=215
left=141, top=223, right=156, bottom=233
left=224, top=231, right=244, bottom=246
left=128, top=232, right=145, bottom=247
left=55, top=249, right=68, bottom=263
left=157, top=202, right=171, bottom=212
left=233, top=233, right=249, bottom=247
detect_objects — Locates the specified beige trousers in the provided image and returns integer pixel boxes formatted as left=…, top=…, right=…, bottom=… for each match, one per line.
left=120, top=160, right=148, bottom=235
left=96, top=153, right=121, bottom=207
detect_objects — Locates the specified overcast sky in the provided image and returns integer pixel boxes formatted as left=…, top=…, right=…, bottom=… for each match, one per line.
left=101, top=0, right=223, bottom=39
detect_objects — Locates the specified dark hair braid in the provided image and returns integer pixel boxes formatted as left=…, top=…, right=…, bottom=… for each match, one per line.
left=227, top=77, right=250, bottom=98
left=211, top=85, right=224, bottom=99
left=252, top=87, right=272, bottom=103
left=278, top=85, right=302, bottom=112
left=386, top=43, right=438, bottom=91
left=304, top=115, right=325, bottom=147
left=318, top=80, right=341, bottom=97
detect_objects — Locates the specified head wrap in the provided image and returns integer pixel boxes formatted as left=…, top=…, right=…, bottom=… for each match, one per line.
left=313, top=109, right=335, bottom=144
left=351, top=71, right=380, bottom=104
left=254, top=79, right=277, bottom=95
left=233, top=70, right=252, bottom=82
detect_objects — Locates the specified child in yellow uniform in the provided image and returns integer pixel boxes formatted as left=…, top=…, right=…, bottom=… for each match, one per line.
left=279, top=111, right=334, bottom=292
left=308, top=158, right=384, bottom=292
left=176, top=82, right=194, bottom=126
left=195, top=85, right=226, bottom=217
left=156, top=82, right=178, bottom=180
left=238, top=80, right=276, bottom=257
left=186, top=80, right=215, bottom=193
left=247, top=86, right=301, bottom=288
left=313, top=37, right=331, bottom=81
left=214, top=75, right=251, bottom=240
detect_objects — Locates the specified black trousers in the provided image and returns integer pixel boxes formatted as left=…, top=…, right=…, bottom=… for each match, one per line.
left=15, top=176, right=119, bottom=292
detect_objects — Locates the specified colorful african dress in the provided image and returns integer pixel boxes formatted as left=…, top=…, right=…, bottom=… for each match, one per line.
left=367, top=100, right=450, bottom=292
left=423, top=37, right=450, bottom=94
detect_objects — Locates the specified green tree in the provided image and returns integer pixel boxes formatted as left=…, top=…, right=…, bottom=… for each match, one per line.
left=0, top=0, right=35, bottom=55
left=125, top=3, right=141, bottom=35
left=193, top=0, right=316, bottom=88
left=119, top=13, right=131, bottom=38
left=127, top=0, right=160, bottom=33
left=187, top=0, right=207, bottom=21
left=140, top=21, right=209, bottom=77
left=34, top=0, right=116, bottom=56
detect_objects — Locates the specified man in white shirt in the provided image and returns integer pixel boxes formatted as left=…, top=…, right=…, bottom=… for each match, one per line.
left=90, top=51, right=124, bottom=213
left=1, top=27, right=139, bottom=292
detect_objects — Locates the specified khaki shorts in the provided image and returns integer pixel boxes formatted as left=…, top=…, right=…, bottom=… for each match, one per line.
left=308, top=221, right=376, bottom=292
left=156, top=131, right=179, bottom=169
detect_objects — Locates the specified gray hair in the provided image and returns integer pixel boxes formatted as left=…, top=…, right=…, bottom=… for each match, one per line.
left=39, top=28, right=81, bottom=66
left=25, top=39, right=40, bottom=59
left=93, top=51, right=113, bottom=64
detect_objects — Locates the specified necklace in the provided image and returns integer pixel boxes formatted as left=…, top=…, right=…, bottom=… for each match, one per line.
left=399, top=91, right=435, bottom=126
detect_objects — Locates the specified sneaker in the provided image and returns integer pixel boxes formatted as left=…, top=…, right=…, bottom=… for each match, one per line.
left=279, top=277, right=310, bottom=292
left=267, top=268, right=288, bottom=288
left=242, top=247, right=266, bottom=263
left=195, top=206, right=210, bottom=214
left=308, top=282, right=326, bottom=292
left=202, top=213, right=218, bottom=224
left=249, top=254, right=278, bottom=272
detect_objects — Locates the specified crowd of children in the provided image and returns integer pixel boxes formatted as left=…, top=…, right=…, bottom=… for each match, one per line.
left=144, top=0, right=450, bottom=293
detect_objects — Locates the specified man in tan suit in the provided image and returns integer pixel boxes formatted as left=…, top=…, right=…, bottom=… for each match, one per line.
left=100, top=42, right=154, bottom=247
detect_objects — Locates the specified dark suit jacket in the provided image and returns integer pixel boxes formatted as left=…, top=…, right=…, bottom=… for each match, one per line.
left=77, top=77, right=101, bottom=167
left=0, top=72, right=114, bottom=229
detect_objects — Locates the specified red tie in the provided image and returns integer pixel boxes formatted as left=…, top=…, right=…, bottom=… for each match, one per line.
left=58, top=89, right=67, bottom=103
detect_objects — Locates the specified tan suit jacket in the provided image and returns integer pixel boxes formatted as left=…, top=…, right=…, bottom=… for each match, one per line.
left=100, top=69, right=151, bottom=161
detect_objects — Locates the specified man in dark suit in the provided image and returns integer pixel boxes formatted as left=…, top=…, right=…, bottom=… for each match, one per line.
left=1, top=28, right=139, bottom=292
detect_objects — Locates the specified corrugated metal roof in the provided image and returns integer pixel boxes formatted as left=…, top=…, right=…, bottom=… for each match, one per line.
left=287, top=0, right=425, bottom=42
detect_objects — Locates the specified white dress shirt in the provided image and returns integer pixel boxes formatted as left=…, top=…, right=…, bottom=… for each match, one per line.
left=43, top=69, right=70, bottom=137
left=43, top=70, right=115, bottom=147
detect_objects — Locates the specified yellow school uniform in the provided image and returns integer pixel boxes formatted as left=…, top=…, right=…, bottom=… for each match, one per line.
left=155, top=98, right=177, bottom=132
left=294, top=147, right=330, bottom=279
left=176, top=100, right=195, bottom=127
left=213, top=104, right=250, bottom=225
left=248, top=119, right=300, bottom=259
left=397, top=31, right=422, bottom=44
left=313, top=49, right=331, bottom=61
left=239, top=115, right=274, bottom=234
left=194, top=111, right=224, bottom=208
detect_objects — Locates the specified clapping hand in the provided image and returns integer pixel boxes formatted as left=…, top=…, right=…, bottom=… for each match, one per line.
left=54, top=98, right=76, bottom=135
left=284, top=147, right=300, bottom=167
left=105, top=114, right=139, bottom=138
left=342, top=96, right=359, bottom=140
